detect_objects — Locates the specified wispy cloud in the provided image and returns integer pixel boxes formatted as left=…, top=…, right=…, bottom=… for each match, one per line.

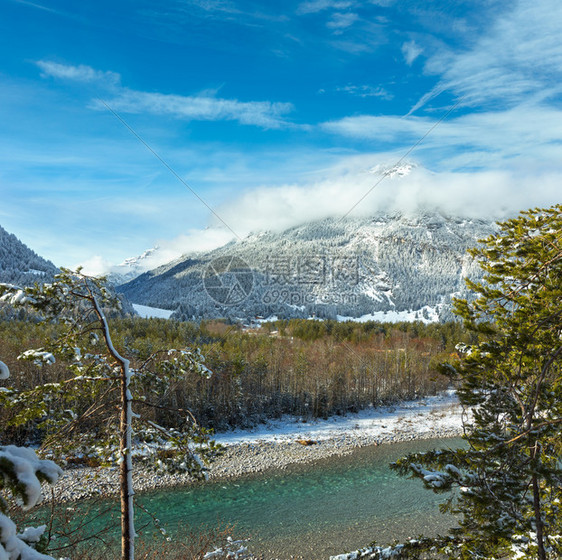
left=92, top=90, right=294, bottom=128
left=323, top=114, right=429, bottom=141
left=296, top=0, right=353, bottom=15
left=35, top=60, right=120, bottom=87
left=326, top=11, right=359, bottom=31
left=321, top=103, right=562, bottom=170
left=12, top=0, right=59, bottom=14
left=411, top=0, right=562, bottom=112
left=140, top=0, right=288, bottom=31
left=36, top=61, right=294, bottom=129
left=401, top=40, right=422, bottom=65
left=335, top=84, right=393, bottom=99
left=185, top=0, right=239, bottom=14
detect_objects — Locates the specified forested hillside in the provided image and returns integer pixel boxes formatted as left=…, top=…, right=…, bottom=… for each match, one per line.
left=0, top=224, right=58, bottom=284
left=119, top=212, right=497, bottom=322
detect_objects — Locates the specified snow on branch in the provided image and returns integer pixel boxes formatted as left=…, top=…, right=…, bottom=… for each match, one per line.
left=0, top=446, right=63, bottom=560
left=17, top=350, right=56, bottom=366
left=0, top=445, right=62, bottom=510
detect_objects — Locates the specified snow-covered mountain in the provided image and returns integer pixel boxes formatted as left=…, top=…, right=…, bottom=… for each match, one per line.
left=107, top=247, right=160, bottom=285
left=0, top=225, right=58, bottom=285
left=118, top=211, right=498, bottom=323
left=369, top=162, right=415, bottom=178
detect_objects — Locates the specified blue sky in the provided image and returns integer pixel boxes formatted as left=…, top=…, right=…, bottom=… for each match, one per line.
left=1, top=0, right=561, bottom=271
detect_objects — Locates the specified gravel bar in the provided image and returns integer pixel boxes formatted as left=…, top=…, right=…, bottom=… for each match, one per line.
left=50, top=423, right=463, bottom=503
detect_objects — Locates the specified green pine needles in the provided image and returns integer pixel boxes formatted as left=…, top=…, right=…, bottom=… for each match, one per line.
left=390, top=205, right=562, bottom=559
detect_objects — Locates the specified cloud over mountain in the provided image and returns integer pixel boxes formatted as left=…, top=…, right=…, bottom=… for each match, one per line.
left=94, top=157, right=560, bottom=277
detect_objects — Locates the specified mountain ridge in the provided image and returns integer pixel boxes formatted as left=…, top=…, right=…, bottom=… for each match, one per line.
left=0, top=224, right=138, bottom=318
left=118, top=210, right=498, bottom=323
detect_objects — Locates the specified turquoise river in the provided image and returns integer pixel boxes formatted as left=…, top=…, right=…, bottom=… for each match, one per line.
left=39, top=437, right=464, bottom=559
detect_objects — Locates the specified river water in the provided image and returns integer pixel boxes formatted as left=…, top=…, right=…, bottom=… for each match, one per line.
left=33, top=437, right=462, bottom=558
left=132, top=437, right=462, bottom=559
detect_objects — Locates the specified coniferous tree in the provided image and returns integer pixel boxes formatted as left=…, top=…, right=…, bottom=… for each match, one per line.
left=389, top=205, right=562, bottom=559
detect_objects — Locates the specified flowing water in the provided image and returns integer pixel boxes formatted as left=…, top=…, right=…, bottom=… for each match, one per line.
left=69, top=439, right=462, bottom=560
left=143, top=437, right=461, bottom=558
left=42, top=437, right=463, bottom=559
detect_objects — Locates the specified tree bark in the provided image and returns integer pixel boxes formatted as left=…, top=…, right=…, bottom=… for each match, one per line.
left=119, top=361, right=134, bottom=560
left=92, top=294, right=135, bottom=560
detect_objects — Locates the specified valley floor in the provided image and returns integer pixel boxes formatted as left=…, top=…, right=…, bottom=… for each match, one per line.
left=50, top=389, right=464, bottom=502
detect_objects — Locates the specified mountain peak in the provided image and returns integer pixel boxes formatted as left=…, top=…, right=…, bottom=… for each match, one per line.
left=369, top=162, right=415, bottom=178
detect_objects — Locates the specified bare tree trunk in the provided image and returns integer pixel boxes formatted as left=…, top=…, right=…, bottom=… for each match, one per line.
left=119, top=360, right=135, bottom=560
left=92, top=296, right=135, bottom=560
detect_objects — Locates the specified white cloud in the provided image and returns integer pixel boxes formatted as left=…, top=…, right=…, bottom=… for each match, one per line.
left=113, top=157, right=559, bottom=272
left=327, top=12, right=359, bottom=30
left=401, top=40, right=422, bottom=65
left=321, top=103, right=562, bottom=170
left=78, top=255, right=114, bottom=276
left=187, top=0, right=239, bottom=14
left=322, top=113, right=431, bottom=142
left=336, top=84, right=393, bottom=99
left=92, top=89, right=294, bottom=129
left=78, top=228, right=236, bottom=276
left=412, top=0, right=562, bottom=111
left=36, top=61, right=294, bottom=129
left=35, top=60, right=120, bottom=87
left=158, top=227, right=235, bottom=257
left=296, top=0, right=353, bottom=15
left=207, top=156, right=561, bottom=237
left=126, top=228, right=236, bottom=272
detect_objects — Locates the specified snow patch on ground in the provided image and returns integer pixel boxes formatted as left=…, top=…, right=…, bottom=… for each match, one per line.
left=214, top=389, right=462, bottom=446
left=337, top=305, right=440, bottom=324
left=132, top=303, right=174, bottom=319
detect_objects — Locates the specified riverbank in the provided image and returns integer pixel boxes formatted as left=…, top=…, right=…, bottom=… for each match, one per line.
left=49, top=390, right=464, bottom=502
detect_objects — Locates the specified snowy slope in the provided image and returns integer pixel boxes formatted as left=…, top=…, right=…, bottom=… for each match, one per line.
left=132, top=303, right=174, bottom=319
left=118, top=211, right=497, bottom=322
left=108, top=247, right=160, bottom=285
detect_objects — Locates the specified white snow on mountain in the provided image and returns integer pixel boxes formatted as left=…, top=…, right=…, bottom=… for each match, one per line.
left=370, top=162, right=415, bottom=178
left=118, top=209, right=497, bottom=323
